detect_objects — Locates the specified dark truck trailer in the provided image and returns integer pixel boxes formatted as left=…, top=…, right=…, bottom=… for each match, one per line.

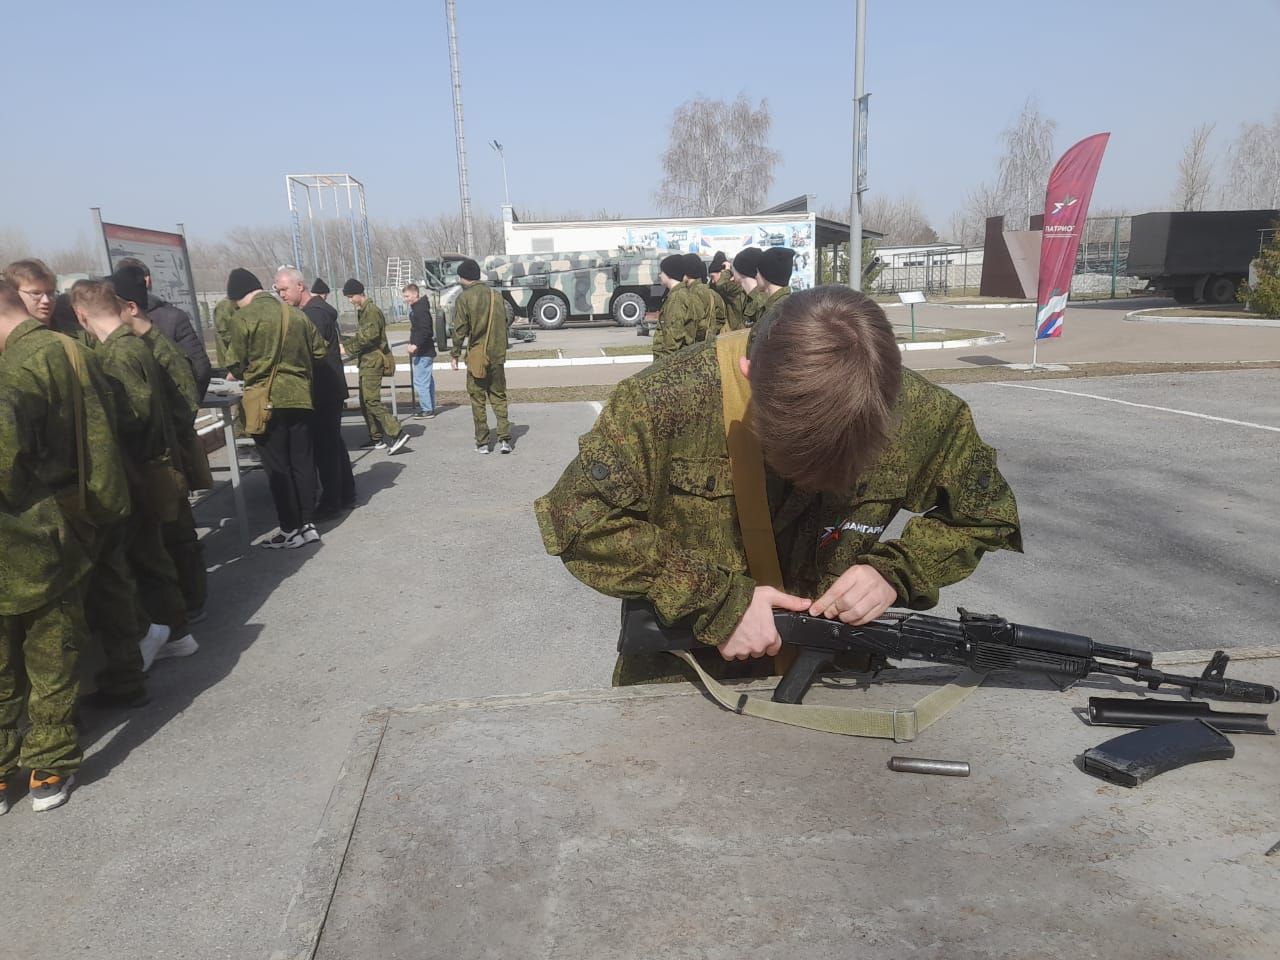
left=1128, top=209, right=1278, bottom=304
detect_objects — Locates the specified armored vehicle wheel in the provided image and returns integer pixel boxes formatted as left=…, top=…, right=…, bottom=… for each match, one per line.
left=1172, top=286, right=1196, bottom=304
left=611, top=292, right=646, bottom=326
left=1202, top=275, right=1238, bottom=306
left=530, top=293, right=569, bottom=329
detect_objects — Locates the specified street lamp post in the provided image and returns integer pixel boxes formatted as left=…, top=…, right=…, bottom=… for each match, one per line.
left=490, top=140, right=510, bottom=207
left=849, top=0, right=867, bottom=291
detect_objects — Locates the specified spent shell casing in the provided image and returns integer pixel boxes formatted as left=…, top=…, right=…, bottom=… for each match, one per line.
left=888, top=756, right=971, bottom=777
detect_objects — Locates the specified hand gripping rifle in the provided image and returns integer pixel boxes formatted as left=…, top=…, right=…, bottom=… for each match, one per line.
left=619, top=600, right=1279, bottom=706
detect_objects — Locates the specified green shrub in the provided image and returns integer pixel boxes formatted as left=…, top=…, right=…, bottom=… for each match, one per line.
left=1239, top=224, right=1280, bottom=318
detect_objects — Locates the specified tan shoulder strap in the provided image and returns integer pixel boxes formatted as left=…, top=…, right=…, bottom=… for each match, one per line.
left=714, top=329, right=782, bottom=589
left=53, top=334, right=88, bottom=511
left=265, top=300, right=291, bottom=403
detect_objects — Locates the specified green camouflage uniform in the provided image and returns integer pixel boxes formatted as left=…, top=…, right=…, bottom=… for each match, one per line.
left=450, top=282, right=510, bottom=445
left=751, top=285, right=791, bottom=327
left=227, top=293, right=327, bottom=411
left=212, top=298, right=237, bottom=366
left=0, top=321, right=131, bottom=774
left=95, top=325, right=190, bottom=663
left=651, top=285, right=697, bottom=358
left=534, top=342, right=1022, bottom=685
left=713, top=276, right=748, bottom=332
left=342, top=299, right=401, bottom=443
left=682, top=282, right=720, bottom=344
left=707, top=287, right=728, bottom=338
left=140, top=326, right=206, bottom=615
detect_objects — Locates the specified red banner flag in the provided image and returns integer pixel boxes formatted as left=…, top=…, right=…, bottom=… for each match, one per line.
left=1035, top=133, right=1110, bottom=339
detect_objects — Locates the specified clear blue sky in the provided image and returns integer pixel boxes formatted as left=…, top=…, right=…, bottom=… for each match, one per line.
left=4, top=0, right=1278, bottom=248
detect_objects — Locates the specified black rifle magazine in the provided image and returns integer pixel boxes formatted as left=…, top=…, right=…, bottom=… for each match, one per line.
left=1079, top=719, right=1235, bottom=788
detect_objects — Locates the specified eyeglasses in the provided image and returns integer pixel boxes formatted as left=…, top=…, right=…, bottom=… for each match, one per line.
left=19, top=289, right=54, bottom=302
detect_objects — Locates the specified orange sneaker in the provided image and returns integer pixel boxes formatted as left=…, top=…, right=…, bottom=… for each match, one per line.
left=30, top=770, right=76, bottom=813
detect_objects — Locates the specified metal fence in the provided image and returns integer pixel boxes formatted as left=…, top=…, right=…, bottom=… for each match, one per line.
left=867, top=215, right=1142, bottom=300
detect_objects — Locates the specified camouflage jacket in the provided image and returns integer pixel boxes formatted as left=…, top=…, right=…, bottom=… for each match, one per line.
left=714, top=276, right=748, bottom=331
left=212, top=298, right=238, bottom=366
left=226, top=293, right=325, bottom=410
left=344, top=300, right=391, bottom=374
left=682, top=282, right=721, bottom=343
left=450, top=282, right=508, bottom=365
left=94, top=326, right=171, bottom=465
left=0, top=320, right=131, bottom=614
left=651, top=286, right=697, bottom=358
left=708, top=287, right=728, bottom=338
left=751, top=286, right=791, bottom=327
left=140, top=326, right=199, bottom=434
left=535, top=342, right=1022, bottom=682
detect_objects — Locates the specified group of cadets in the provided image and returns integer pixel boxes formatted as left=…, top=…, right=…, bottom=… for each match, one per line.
left=0, top=258, right=209, bottom=814
left=651, top=245, right=795, bottom=358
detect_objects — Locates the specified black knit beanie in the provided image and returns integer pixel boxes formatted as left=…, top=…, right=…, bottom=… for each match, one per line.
left=457, top=259, right=481, bottom=281
left=709, top=251, right=727, bottom=273
left=225, top=268, right=262, bottom=302
left=659, top=254, right=686, bottom=281
left=342, top=278, right=365, bottom=296
left=112, top=265, right=150, bottom=305
left=311, top=277, right=330, bottom=295
left=757, top=247, right=795, bottom=287
left=683, top=253, right=708, bottom=281
left=732, top=247, right=763, bottom=277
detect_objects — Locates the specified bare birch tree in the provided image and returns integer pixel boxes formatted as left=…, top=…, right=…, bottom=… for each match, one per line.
left=1173, top=123, right=1214, bottom=210
left=656, top=95, right=781, bottom=216
left=994, top=98, right=1057, bottom=229
left=949, top=182, right=1004, bottom=246
left=1222, top=115, right=1280, bottom=209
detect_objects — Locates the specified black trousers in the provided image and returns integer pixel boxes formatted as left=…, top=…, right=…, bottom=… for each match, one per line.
left=311, top=391, right=355, bottom=512
left=255, top=409, right=317, bottom=532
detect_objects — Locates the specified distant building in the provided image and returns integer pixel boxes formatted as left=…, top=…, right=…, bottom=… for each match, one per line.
left=871, top=242, right=984, bottom=295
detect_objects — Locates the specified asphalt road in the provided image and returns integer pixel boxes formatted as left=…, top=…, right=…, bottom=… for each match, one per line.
left=2, top=369, right=1277, bottom=958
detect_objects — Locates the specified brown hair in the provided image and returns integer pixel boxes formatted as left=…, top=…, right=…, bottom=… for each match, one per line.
left=402, top=283, right=420, bottom=294
left=749, top=285, right=902, bottom=492
left=69, top=278, right=126, bottom=316
left=0, top=279, right=27, bottom=315
left=2, top=258, right=56, bottom=289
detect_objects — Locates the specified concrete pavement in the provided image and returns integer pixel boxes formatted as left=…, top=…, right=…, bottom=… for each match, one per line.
left=1, top=371, right=1277, bottom=958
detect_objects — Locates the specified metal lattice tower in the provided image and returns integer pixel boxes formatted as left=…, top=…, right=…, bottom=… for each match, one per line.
left=445, top=0, right=476, bottom=257
left=285, top=173, right=375, bottom=291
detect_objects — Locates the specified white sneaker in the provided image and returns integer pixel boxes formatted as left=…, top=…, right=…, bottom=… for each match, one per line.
left=155, top=634, right=199, bottom=660
left=262, top=529, right=302, bottom=549
left=498, top=439, right=513, bottom=455
left=301, top=523, right=321, bottom=544
left=139, top=622, right=171, bottom=671
left=475, top=444, right=491, bottom=455
left=387, top=432, right=410, bottom=455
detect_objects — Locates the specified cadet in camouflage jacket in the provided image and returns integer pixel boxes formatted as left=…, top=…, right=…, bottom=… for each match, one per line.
left=651, top=283, right=698, bottom=357
left=535, top=341, right=1022, bottom=685
left=341, top=282, right=402, bottom=445
left=0, top=314, right=131, bottom=780
left=227, top=291, right=327, bottom=413
left=713, top=275, right=748, bottom=331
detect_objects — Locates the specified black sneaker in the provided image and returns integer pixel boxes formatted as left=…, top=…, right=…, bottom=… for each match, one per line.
left=262, top=529, right=303, bottom=549
left=30, top=770, right=75, bottom=813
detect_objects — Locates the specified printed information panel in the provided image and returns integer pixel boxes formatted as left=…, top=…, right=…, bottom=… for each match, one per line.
left=101, top=221, right=202, bottom=334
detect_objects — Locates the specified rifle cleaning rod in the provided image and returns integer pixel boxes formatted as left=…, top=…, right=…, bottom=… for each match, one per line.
left=888, top=757, right=971, bottom=777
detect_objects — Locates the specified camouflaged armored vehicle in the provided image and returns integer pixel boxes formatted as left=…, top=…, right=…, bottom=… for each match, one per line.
left=422, top=249, right=665, bottom=329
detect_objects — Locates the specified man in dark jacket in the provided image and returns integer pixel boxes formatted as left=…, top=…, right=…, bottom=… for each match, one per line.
left=116, top=257, right=212, bottom=402
left=402, top=283, right=436, bottom=419
left=274, top=268, right=355, bottom=520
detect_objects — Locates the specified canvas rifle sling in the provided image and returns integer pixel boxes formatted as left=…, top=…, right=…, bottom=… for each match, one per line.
left=704, top=329, right=983, bottom=741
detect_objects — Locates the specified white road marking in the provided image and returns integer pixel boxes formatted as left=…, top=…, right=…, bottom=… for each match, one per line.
left=992, top=382, right=1280, bottom=433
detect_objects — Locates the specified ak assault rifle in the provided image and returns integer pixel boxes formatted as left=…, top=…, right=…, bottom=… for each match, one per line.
left=619, top=600, right=1279, bottom=706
